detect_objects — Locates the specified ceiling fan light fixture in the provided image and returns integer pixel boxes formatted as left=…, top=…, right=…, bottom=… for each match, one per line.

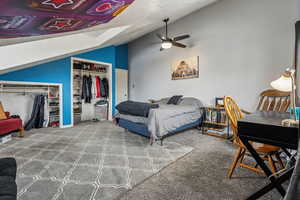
left=161, top=41, right=172, bottom=49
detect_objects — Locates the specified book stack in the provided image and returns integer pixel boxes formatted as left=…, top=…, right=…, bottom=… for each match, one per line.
left=205, top=109, right=227, bottom=124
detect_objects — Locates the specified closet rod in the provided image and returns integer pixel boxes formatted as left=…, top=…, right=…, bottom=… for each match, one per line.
left=74, top=69, right=107, bottom=75
left=0, top=90, right=48, bottom=94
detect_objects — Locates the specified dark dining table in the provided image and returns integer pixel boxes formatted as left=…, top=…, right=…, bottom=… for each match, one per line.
left=237, top=111, right=299, bottom=200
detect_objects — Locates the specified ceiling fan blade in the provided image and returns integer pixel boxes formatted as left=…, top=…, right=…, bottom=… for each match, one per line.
left=173, top=34, right=190, bottom=41
left=171, top=41, right=186, bottom=48
left=156, top=33, right=166, bottom=41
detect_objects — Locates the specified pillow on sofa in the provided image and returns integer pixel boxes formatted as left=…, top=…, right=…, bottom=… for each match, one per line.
left=167, top=95, right=183, bottom=105
left=0, top=102, right=7, bottom=120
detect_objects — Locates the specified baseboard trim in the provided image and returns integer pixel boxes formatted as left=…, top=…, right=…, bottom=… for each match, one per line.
left=61, top=125, right=73, bottom=128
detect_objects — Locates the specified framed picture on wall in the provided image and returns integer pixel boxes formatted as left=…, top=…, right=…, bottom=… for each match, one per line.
left=171, top=56, right=199, bottom=80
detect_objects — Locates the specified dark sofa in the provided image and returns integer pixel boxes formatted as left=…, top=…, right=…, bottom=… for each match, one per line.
left=0, top=158, right=17, bottom=200
left=0, top=112, right=24, bottom=137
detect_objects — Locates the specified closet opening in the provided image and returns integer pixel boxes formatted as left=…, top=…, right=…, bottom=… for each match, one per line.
left=0, top=81, right=63, bottom=130
left=71, top=57, right=113, bottom=126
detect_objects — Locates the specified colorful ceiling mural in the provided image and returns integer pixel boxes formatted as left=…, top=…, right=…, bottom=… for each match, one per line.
left=0, top=0, right=135, bottom=38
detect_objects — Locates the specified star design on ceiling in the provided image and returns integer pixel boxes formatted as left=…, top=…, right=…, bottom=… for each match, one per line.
left=96, top=3, right=112, bottom=12
left=42, top=0, right=74, bottom=9
left=48, top=19, right=73, bottom=30
left=0, top=0, right=135, bottom=38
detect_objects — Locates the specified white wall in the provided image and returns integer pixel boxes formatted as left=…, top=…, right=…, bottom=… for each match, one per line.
left=0, top=93, right=34, bottom=125
left=128, top=0, right=298, bottom=111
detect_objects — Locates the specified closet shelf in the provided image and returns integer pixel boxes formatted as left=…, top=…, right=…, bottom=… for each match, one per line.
left=73, top=69, right=107, bottom=75
left=0, top=90, right=48, bottom=94
left=0, top=86, right=49, bottom=90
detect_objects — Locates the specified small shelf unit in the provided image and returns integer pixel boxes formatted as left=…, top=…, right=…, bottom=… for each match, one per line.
left=201, top=105, right=231, bottom=139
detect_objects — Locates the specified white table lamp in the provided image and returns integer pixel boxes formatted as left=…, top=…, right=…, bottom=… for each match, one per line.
left=271, top=74, right=292, bottom=92
left=271, top=68, right=299, bottom=127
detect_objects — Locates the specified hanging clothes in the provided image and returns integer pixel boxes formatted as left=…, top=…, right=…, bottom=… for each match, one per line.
left=96, top=76, right=101, bottom=98
left=43, top=97, right=49, bottom=128
left=91, top=76, right=97, bottom=99
left=100, top=78, right=106, bottom=97
left=87, top=75, right=92, bottom=103
left=36, top=95, right=45, bottom=128
left=101, top=78, right=109, bottom=98
left=25, top=95, right=45, bottom=131
left=81, top=75, right=93, bottom=103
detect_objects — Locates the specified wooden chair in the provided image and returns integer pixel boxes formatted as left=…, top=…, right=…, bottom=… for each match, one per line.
left=257, top=89, right=290, bottom=112
left=224, top=96, right=284, bottom=178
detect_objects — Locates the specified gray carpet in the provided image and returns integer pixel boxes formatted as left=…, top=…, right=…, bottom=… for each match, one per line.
left=119, top=129, right=285, bottom=200
left=0, top=122, right=193, bottom=200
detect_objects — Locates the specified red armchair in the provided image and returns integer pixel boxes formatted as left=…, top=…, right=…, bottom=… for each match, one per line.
left=0, top=112, right=24, bottom=137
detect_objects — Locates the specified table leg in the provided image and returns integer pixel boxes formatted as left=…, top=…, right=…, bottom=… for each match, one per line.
left=239, top=137, right=286, bottom=198
left=19, top=128, right=24, bottom=137
left=245, top=167, right=294, bottom=200
left=282, top=148, right=296, bottom=163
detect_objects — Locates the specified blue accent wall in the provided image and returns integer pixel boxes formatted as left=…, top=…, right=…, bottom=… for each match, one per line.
left=0, top=58, right=72, bottom=126
left=0, top=45, right=128, bottom=126
left=116, top=44, right=128, bottom=70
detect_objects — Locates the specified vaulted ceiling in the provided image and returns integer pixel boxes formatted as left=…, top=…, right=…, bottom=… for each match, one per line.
left=0, top=0, right=218, bottom=46
left=0, top=0, right=218, bottom=73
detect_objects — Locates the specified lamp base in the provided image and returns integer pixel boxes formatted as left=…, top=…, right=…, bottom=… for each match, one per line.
left=281, top=119, right=299, bottom=127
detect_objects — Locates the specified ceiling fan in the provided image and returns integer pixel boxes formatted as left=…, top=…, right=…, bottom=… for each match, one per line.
left=156, top=18, right=190, bottom=51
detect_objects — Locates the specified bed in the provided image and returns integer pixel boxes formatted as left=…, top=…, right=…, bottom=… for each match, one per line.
left=116, top=97, right=204, bottom=145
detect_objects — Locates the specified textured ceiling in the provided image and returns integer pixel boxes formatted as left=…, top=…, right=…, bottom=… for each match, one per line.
left=0, top=0, right=218, bottom=46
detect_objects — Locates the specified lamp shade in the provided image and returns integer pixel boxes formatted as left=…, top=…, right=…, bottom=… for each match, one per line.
left=270, top=75, right=292, bottom=92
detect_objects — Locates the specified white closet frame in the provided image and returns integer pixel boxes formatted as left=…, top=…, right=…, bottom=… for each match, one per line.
left=70, top=57, right=113, bottom=126
left=0, top=80, right=63, bottom=128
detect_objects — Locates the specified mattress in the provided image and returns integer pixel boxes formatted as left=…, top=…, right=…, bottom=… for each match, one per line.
left=118, top=114, right=148, bottom=124
left=147, top=104, right=202, bottom=139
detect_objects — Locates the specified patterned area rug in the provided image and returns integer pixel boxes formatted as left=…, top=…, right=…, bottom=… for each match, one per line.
left=0, top=122, right=193, bottom=200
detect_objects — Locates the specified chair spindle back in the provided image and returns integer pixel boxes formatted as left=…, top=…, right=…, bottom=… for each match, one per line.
left=257, top=89, right=290, bottom=112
